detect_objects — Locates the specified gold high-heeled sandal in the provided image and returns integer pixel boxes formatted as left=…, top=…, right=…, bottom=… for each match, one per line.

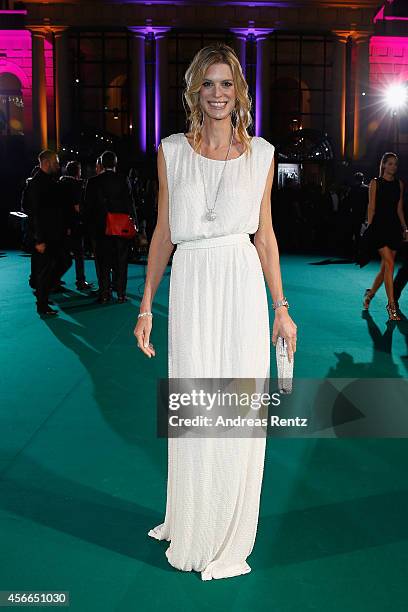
left=386, top=302, right=401, bottom=321
left=363, top=289, right=375, bottom=310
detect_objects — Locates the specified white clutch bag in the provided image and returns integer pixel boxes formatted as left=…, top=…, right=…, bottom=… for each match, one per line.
left=275, top=336, right=294, bottom=394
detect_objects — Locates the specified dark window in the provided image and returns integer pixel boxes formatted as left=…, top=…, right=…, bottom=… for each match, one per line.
left=269, top=33, right=333, bottom=141
left=69, top=30, right=131, bottom=138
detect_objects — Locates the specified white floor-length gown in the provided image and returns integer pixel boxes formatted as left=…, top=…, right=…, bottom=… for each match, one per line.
left=148, top=132, right=275, bottom=580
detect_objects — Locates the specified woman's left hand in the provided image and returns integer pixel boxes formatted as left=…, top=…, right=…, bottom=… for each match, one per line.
left=272, top=309, right=297, bottom=362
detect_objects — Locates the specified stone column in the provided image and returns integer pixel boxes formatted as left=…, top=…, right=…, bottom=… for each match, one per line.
left=255, top=32, right=273, bottom=138
left=53, top=27, right=71, bottom=149
left=231, top=28, right=273, bottom=137
left=332, top=31, right=348, bottom=161
left=129, top=28, right=147, bottom=153
left=144, top=32, right=155, bottom=153
left=30, top=27, right=48, bottom=151
left=155, top=29, right=171, bottom=148
left=245, top=33, right=257, bottom=127
left=231, top=31, right=246, bottom=75
left=352, top=33, right=370, bottom=160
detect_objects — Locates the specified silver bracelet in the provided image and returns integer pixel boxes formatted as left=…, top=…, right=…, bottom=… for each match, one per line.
left=138, top=311, right=153, bottom=319
left=273, top=297, right=289, bottom=310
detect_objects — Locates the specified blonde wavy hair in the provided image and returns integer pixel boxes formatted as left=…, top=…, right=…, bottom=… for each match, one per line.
left=182, top=42, right=253, bottom=157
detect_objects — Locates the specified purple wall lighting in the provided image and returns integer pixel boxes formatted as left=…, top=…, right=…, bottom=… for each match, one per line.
left=150, top=27, right=171, bottom=150
left=155, top=42, right=159, bottom=151
left=128, top=27, right=147, bottom=153
left=139, top=37, right=147, bottom=153
left=129, top=25, right=170, bottom=152
left=232, top=26, right=273, bottom=137
left=112, top=1, right=288, bottom=5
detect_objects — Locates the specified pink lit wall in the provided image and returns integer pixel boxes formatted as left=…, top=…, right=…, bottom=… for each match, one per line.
left=370, top=36, right=408, bottom=89
left=44, top=37, right=54, bottom=142
left=0, top=30, right=32, bottom=135
left=0, top=29, right=55, bottom=145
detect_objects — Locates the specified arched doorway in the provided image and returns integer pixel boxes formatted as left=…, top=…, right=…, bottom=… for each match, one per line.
left=0, top=72, right=24, bottom=137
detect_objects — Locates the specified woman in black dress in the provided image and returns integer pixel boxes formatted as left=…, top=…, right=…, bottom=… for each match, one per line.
left=360, top=152, right=408, bottom=320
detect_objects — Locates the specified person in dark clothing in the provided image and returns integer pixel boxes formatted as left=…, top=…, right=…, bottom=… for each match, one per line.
left=347, top=172, right=369, bottom=258
left=21, top=165, right=40, bottom=289
left=95, top=156, right=103, bottom=176
left=59, top=161, right=94, bottom=291
left=128, top=167, right=141, bottom=231
left=25, top=150, right=65, bottom=316
left=83, top=150, right=137, bottom=303
left=81, top=156, right=103, bottom=260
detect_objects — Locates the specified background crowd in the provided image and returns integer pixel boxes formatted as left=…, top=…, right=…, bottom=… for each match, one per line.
left=21, top=148, right=155, bottom=315
left=18, top=146, right=408, bottom=317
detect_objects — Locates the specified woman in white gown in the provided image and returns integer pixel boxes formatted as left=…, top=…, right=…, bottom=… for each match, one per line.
left=134, top=43, right=297, bottom=580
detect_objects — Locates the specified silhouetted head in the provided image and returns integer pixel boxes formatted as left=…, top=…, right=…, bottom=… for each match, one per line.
left=101, top=150, right=117, bottom=170
left=38, top=149, right=60, bottom=176
left=353, top=172, right=364, bottom=185
left=65, top=160, right=81, bottom=179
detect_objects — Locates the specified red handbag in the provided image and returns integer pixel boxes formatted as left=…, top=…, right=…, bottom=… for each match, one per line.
left=105, top=212, right=137, bottom=239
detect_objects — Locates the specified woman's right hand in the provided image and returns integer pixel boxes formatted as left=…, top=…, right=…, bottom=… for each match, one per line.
left=134, top=315, right=156, bottom=358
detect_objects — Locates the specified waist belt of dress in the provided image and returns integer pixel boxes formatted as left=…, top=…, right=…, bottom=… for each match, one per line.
left=176, top=233, right=250, bottom=250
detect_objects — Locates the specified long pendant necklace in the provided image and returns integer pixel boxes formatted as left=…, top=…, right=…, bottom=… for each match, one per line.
left=198, top=125, right=234, bottom=222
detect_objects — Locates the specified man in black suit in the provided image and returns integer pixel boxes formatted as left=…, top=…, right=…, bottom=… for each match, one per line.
left=25, top=150, right=64, bottom=316
left=83, top=150, right=136, bottom=303
left=21, top=165, right=40, bottom=289
left=59, top=161, right=94, bottom=291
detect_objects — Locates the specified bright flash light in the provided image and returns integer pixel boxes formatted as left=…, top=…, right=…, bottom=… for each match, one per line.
left=384, top=83, right=408, bottom=110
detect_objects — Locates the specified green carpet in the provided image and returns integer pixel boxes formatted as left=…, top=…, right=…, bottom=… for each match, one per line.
left=0, top=250, right=407, bottom=611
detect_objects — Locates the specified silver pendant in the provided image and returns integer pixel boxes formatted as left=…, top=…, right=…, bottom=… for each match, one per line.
left=199, top=126, right=234, bottom=225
